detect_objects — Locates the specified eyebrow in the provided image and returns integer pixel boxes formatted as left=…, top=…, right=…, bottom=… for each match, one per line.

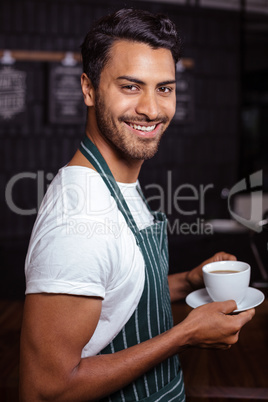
left=117, top=75, right=176, bottom=86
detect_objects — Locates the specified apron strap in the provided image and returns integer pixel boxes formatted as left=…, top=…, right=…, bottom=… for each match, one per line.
left=136, top=184, right=154, bottom=214
left=79, top=135, right=142, bottom=244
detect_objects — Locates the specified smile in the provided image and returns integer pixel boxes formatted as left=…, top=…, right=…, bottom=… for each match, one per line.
left=128, top=123, right=156, bottom=132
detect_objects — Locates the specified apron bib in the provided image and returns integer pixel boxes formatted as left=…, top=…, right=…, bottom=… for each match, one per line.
left=80, top=136, right=185, bottom=402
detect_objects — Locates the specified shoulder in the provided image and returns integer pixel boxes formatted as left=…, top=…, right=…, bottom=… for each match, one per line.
left=39, top=166, right=117, bottom=223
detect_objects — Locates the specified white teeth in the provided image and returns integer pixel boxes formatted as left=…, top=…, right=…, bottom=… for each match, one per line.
left=129, top=123, right=156, bottom=132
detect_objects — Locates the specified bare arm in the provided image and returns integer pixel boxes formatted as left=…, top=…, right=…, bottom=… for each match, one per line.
left=168, top=251, right=237, bottom=302
left=20, top=292, right=254, bottom=402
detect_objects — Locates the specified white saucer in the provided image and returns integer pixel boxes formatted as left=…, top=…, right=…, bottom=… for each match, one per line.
left=185, top=287, right=265, bottom=312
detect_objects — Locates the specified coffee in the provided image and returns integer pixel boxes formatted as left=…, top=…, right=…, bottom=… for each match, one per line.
left=209, top=270, right=239, bottom=274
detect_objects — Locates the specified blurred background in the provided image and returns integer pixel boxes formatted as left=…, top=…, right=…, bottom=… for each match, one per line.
left=0, top=1, right=268, bottom=401
left=1, top=0, right=268, bottom=298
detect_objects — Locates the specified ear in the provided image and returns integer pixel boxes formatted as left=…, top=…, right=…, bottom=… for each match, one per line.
left=81, top=73, right=95, bottom=106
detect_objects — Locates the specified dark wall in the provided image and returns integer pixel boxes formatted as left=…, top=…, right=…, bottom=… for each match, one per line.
left=0, top=0, right=243, bottom=297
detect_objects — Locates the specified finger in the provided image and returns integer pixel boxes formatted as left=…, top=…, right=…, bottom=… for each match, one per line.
left=214, top=252, right=237, bottom=261
left=235, top=308, right=255, bottom=326
left=225, top=253, right=237, bottom=261
left=200, top=343, right=232, bottom=350
left=216, top=299, right=238, bottom=314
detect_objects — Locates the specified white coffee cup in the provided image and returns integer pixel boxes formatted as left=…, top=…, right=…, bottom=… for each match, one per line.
left=202, top=260, right=250, bottom=305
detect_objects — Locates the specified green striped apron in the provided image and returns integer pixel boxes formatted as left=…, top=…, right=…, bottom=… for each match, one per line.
left=79, top=136, right=185, bottom=402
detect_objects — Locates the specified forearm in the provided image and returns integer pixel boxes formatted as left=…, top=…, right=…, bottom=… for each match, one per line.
left=20, top=325, right=189, bottom=402
left=20, top=301, right=255, bottom=402
left=71, top=327, right=187, bottom=401
left=72, top=303, right=254, bottom=402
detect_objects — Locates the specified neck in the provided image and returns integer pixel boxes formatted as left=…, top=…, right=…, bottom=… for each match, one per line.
left=85, top=129, right=143, bottom=183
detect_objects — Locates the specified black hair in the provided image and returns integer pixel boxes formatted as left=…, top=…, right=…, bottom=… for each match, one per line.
left=81, top=8, right=181, bottom=88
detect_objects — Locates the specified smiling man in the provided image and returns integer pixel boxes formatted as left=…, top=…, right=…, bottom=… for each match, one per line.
left=20, top=9, right=255, bottom=402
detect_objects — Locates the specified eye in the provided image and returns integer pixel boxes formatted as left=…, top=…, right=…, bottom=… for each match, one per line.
left=122, top=85, right=139, bottom=92
left=157, top=86, right=173, bottom=94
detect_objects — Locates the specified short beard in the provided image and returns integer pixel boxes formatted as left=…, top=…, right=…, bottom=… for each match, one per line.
left=95, top=93, right=168, bottom=161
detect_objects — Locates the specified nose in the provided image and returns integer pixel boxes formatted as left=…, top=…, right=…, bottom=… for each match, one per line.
left=135, top=90, right=159, bottom=121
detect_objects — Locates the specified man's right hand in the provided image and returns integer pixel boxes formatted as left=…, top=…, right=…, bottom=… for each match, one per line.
left=178, top=300, right=255, bottom=349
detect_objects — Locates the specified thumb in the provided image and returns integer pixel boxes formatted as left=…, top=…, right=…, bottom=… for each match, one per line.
left=217, top=300, right=238, bottom=314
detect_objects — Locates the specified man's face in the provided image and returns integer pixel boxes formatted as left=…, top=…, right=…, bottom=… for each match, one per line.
left=94, top=40, right=176, bottom=161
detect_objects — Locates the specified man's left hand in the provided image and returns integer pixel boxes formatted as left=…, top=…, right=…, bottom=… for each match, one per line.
left=186, top=251, right=237, bottom=291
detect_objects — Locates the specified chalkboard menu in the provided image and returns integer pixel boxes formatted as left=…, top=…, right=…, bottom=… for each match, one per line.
left=174, top=62, right=194, bottom=124
left=0, top=65, right=27, bottom=124
left=48, top=64, right=86, bottom=124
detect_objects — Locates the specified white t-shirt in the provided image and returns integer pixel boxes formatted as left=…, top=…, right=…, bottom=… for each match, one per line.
left=25, top=166, right=154, bottom=356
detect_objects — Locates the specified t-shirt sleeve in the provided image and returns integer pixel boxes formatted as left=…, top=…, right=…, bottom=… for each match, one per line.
left=25, top=219, right=119, bottom=298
